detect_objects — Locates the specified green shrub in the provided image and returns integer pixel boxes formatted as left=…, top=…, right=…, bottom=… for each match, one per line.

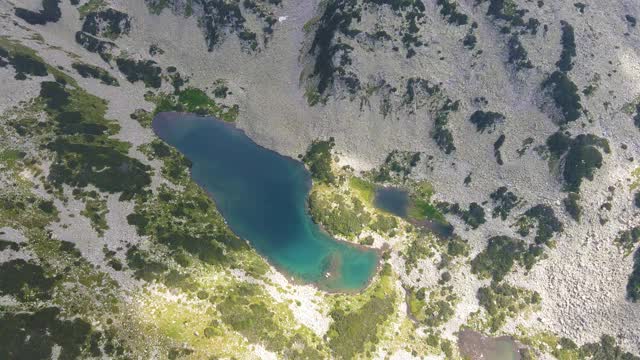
left=0, top=259, right=56, bottom=301
left=372, top=150, right=421, bottom=181
left=436, top=0, right=468, bottom=25
left=563, top=192, right=582, bottom=221
left=542, top=71, right=582, bottom=124
left=519, top=204, right=563, bottom=245
left=403, top=237, right=434, bottom=273
left=546, top=131, right=571, bottom=157
left=308, top=0, right=360, bottom=95
left=472, top=236, right=543, bottom=281
left=477, top=282, right=540, bottom=332
left=490, top=186, right=520, bottom=220
left=115, top=58, right=162, bottom=88
left=556, top=21, right=576, bottom=72
left=309, top=192, right=371, bottom=238
left=81, top=8, right=131, bottom=39
left=327, top=270, right=396, bottom=359
left=302, top=138, right=336, bottom=184
left=627, top=249, right=640, bottom=302
left=615, top=226, right=640, bottom=255
left=74, top=31, right=115, bottom=62
left=507, top=35, right=533, bottom=70
left=462, top=202, right=486, bottom=229
left=472, top=236, right=525, bottom=281
left=370, top=214, right=398, bottom=235
left=469, top=110, right=505, bottom=133
left=564, top=143, right=602, bottom=191
left=0, top=307, right=98, bottom=359
left=71, top=62, right=119, bottom=86
left=38, top=81, right=152, bottom=198
left=579, top=334, right=640, bottom=359
left=546, top=133, right=609, bottom=192
left=14, top=0, right=61, bottom=25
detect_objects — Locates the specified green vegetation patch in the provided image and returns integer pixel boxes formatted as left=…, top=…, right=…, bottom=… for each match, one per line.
left=0, top=239, right=21, bottom=251
left=127, top=182, right=268, bottom=276
left=562, top=135, right=610, bottom=192
left=71, top=62, right=119, bottom=86
left=627, top=249, right=640, bottom=302
left=77, top=0, right=107, bottom=18
left=130, top=109, right=152, bottom=128
left=14, top=0, right=61, bottom=25
left=81, top=8, right=131, bottom=39
left=125, top=246, right=169, bottom=282
left=436, top=0, right=468, bottom=25
left=615, top=226, right=640, bottom=256
left=139, top=139, right=192, bottom=184
left=0, top=37, right=76, bottom=86
left=438, top=202, right=486, bottom=229
left=520, top=332, right=639, bottom=360
left=147, top=89, right=239, bottom=122
left=403, top=235, right=435, bottom=273
left=469, top=110, right=505, bottom=133
left=349, top=177, right=376, bottom=205
left=563, top=192, right=582, bottom=222
left=580, top=335, right=640, bottom=359
left=406, top=285, right=458, bottom=327
left=546, top=132, right=610, bottom=192
left=37, top=80, right=151, bottom=199
left=477, top=282, right=540, bottom=332
left=217, top=282, right=323, bottom=357
left=0, top=259, right=57, bottom=301
left=309, top=190, right=372, bottom=239
left=507, top=35, right=533, bottom=71
left=406, top=181, right=447, bottom=224
left=327, top=264, right=397, bottom=359
left=490, top=186, right=521, bottom=220
left=517, top=204, right=563, bottom=245
left=0, top=307, right=102, bottom=359
left=77, top=190, right=109, bottom=236
left=370, top=150, right=421, bottom=183
left=74, top=31, right=115, bottom=62
left=307, top=0, right=360, bottom=97
left=471, top=236, right=542, bottom=281
left=0, top=43, right=48, bottom=80
left=556, top=21, right=576, bottom=73
left=542, top=71, right=582, bottom=124
left=302, top=138, right=336, bottom=184
left=401, top=78, right=459, bottom=154
left=116, top=58, right=162, bottom=88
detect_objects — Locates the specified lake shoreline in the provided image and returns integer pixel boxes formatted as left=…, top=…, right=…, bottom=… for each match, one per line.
left=152, top=112, right=381, bottom=293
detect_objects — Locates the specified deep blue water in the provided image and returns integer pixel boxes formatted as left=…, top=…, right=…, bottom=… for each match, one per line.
left=153, top=113, right=378, bottom=290
left=374, top=187, right=409, bottom=217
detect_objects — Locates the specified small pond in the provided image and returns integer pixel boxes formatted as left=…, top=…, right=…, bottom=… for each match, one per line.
left=458, top=330, right=523, bottom=360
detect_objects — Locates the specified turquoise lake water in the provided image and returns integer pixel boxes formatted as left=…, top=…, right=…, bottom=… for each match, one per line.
left=153, top=113, right=378, bottom=290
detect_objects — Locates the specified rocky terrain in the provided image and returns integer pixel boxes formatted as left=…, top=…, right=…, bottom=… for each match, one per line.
left=1, top=0, right=639, bottom=359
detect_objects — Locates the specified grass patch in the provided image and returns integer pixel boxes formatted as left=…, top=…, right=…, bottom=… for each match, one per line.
left=349, top=177, right=376, bottom=205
